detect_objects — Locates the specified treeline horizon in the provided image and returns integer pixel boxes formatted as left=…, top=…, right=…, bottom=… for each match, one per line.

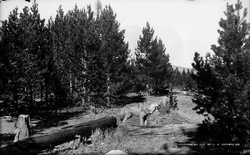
left=0, top=1, right=192, bottom=116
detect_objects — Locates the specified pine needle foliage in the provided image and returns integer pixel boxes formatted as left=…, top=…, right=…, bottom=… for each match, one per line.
left=191, top=0, right=250, bottom=144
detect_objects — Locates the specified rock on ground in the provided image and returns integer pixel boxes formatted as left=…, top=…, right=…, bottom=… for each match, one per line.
left=105, top=150, right=127, bottom=155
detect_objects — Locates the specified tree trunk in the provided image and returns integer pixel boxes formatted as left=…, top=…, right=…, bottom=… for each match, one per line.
left=45, top=78, right=49, bottom=109
left=1, top=116, right=117, bottom=155
left=146, top=83, right=149, bottom=95
left=81, top=57, right=86, bottom=107
left=40, top=82, right=43, bottom=102
left=106, top=72, right=111, bottom=107
left=54, top=95, right=58, bottom=116
left=14, top=90, right=19, bottom=114
left=69, top=70, right=72, bottom=95
left=14, top=115, right=31, bottom=143
left=29, top=84, right=34, bottom=111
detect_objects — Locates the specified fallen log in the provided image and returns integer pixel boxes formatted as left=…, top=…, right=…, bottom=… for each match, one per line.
left=127, top=124, right=199, bottom=135
left=0, top=116, right=117, bottom=155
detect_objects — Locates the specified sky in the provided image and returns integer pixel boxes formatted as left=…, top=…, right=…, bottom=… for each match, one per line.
left=0, top=0, right=249, bottom=68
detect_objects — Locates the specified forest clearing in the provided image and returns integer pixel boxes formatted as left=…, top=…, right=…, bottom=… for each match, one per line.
left=1, top=93, right=244, bottom=155
left=1, top=0, right=250, bottom=154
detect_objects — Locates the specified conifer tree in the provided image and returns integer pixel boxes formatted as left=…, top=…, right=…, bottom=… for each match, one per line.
left=49, top=6, right=69, bottom=114
left=191, top=0, right=250, bottom=143
left=185, top=69, right=196, bottom=91
left=149, top=38, right=172, bottom=94
left=21, top=3, right=48, bottom=111
left=135, top=22, right=154, bottom=94
left=172, top=68, right=182, bottom=89
left=0, top=3, right=49, bottom=114
left=0, top=7, right=24, bottom=114
left=92, top=5, right=130, bottom=106
left=95, top=0, right=102, bottom=18
left=64, top=5, right=95, bottom=106
left=135, top=22, right=172, bottom=95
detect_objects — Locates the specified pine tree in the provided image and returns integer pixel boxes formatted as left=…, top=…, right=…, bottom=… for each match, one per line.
left=91, top=5, right=130, bottom=106
left=181, top=70, right=187, bottom=90
left=149, top=38, right=172, bottom=94
left=64, top=5, right=95, bottom=107
left=0, top=3, right=49, bottom=114
left=0, top=7, right=23, bottom=115
left=186, top=69, right=196, bottom=91
left=49, top=6, right=69, bottom=114
left=20, top=3, right=48, bottom=111
left=135, top=22, right=154, bottom=94
left=95, top=0, right=102, bottom=18
left=191, top=0, right=250, bottom=143
left=172, top=68, right=182, bottom=89
left=135, top=22, right=172, bottom=95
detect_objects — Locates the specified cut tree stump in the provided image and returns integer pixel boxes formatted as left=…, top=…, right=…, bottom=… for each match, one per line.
left=0, top=116, right=117, bottom=155
left=14, top=115, right=31, bottom=142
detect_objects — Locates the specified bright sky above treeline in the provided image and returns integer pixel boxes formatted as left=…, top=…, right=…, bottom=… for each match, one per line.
left=1, top=0, right=249, bottom=68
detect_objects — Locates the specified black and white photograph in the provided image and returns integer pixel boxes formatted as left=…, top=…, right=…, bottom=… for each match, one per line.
left=0, top=0, right=250, bottom=154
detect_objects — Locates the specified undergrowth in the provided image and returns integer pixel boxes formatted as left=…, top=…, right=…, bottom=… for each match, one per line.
left=89, top=127, right=130, bottom=154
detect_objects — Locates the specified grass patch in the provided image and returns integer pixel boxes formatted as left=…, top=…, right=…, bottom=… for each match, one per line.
left=89, top=127, right=130, bottom=154
left=43, top=126, right=192, bottom=155
left=86, top=127, right=177, bottom=155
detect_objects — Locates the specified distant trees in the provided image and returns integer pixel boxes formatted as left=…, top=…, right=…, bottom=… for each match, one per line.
left=172, top=68, right=196, bottom=91
left=191, top=0, right=250, bottom=143
left=135, top=22, right=172, bottom=95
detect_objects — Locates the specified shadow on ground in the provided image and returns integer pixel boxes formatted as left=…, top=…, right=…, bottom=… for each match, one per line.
left=0, top=134, right=14, bottom=147
left=162, top=124, right=248, bottom=155
left=31, top=110, right=84, bottom=131
left=0, top=107, right=86, bottom=147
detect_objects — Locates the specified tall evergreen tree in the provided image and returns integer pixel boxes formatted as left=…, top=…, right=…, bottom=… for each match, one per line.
left=0, top=3, right=49, bottom=114
left=135, top=22, right=154, bottom=94
left=0, top=7, right=24, bottom=115
left=49, top=6, right=69, bottom=114
left=64, top=5, right=96, bottom=107
left=135, top=22, right=172, bottom=95
left=149, top=38, right=172, bottom=94
left=90, top=5, right=130, bottom=106
left=20, top=3, right=48, bottom=111
left=191, top=0, right=250, bottom=143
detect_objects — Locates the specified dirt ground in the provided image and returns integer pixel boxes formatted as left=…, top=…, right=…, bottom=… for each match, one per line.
left=1, top=93, right=241, bottom=155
